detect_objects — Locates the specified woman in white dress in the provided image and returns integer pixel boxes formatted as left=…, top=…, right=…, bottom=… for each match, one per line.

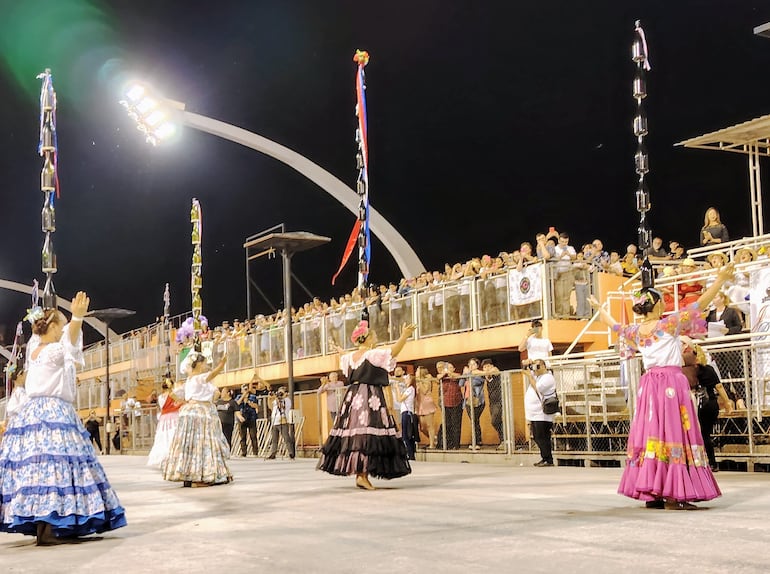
left=0, top=292, right=127, bottom=544
left=162, top=353, right=232, bottom=487
left=146, top=378, right=183, bottom=468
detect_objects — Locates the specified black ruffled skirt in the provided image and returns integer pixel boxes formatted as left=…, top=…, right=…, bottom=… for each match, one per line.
left=317, top=383, right=411, bottom=479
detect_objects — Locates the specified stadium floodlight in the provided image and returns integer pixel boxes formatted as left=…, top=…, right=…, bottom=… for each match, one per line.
left=119, top=82, right=183, bottom=146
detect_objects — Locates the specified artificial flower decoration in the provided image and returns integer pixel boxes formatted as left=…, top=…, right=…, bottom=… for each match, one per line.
left=353, top=49, right=369, bottom=66
left=24, top=305, right=45, bottom=324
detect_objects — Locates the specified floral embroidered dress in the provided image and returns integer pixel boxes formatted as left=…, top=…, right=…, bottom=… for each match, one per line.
left=614, top=304, right=720, bottom=503
left=0, top=330, right=127, bottom=537
left=317, top=348, right=411, bottom=479
left=162, top=373, right=232, bottom=485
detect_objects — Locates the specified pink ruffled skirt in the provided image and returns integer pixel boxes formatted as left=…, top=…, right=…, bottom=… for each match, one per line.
left=618, top=366, right=720, bottom=503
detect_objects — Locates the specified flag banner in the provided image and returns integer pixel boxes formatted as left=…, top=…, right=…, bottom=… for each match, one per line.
left=509, top=263, right=543, bottom=306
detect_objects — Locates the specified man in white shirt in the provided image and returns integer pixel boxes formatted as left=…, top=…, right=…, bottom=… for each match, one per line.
left=518, top=319, right=553, bottom=364
left=266, top=387, right=295, bottom=460
left=552, top=232, right=577, bottom=317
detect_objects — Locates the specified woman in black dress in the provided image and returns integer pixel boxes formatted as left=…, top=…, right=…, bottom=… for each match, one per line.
left=317, top=319, right=416, bottom=490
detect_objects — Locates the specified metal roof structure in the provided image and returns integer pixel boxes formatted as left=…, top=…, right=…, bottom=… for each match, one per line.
left=677, top=114, right=769, bottom=236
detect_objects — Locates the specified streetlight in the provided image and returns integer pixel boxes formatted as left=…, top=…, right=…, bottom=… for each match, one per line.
left=117, top=81, right=426, bottom=280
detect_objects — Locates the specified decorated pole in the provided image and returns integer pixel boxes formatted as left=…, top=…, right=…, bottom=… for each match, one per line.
left=632, top=21, right=654, bottom=289
left=38, top=69, right=59, bottom=308
left=190, top=199, right=203, bottom=335
left=331, top=50, right=372, bottom=297
left=353, top=50, right=371, bottom=296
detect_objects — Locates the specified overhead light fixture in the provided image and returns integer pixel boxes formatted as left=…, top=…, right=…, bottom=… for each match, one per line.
left=119, top=82, right=183, bottom=146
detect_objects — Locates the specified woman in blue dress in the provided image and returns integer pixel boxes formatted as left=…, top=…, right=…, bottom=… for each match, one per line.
left=0, top=292, right=127, bottom=545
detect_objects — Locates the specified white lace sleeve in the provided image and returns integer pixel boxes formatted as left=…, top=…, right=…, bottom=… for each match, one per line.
left=365, top=348, right=396, bottom=372
left=60, top=326, right=85, bottom=367
left=6, top=387, right=28, bottom=418
left=340, top=353, right=352, bottom=377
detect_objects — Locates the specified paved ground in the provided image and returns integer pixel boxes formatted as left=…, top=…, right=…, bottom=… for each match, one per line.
left=2, top=455, right=769, bottom=573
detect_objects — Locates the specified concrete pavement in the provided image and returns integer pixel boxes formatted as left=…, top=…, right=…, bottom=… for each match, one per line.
left=2, top=456, right=769, bottom=573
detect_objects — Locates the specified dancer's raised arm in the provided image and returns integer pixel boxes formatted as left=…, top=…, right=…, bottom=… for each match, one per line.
left=68, top=291, right=90, bottom=346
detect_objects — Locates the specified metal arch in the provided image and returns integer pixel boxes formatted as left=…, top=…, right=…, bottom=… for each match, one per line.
left=0, top=279, right=118, bottom=340
left=182, top=111, right=427, bottom=279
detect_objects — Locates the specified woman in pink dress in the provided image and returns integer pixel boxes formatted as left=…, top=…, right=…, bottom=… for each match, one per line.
left=589, top=263, right=734, bottom=510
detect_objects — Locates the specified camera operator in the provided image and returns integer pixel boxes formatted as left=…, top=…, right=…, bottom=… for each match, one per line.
left=235, top=382, right=260, bottom=456
left=266, top=387, right=295, bottom=460
left=523, top=359, right=556, bottom=467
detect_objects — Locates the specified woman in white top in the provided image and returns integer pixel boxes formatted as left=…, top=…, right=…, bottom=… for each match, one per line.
left=398, top=374, right=417, bottom=460
left=0, top=293, right=127, bottom=545
left=162, top=354, right=232, bottom=487
left=590, top=263, right=734, bottom=510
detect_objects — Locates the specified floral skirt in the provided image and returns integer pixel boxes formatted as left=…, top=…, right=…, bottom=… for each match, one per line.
left=618, top=366, right=721, bottom=503
left=0, top=396, right=127, bottom=537
left=317, top=383, right=411, bottom=479
left=147, top=411, right=180, bottom=468
left=162, top=402, right=232, bottom=485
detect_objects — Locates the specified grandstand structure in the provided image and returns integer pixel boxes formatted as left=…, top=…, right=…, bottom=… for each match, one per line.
left=3, top=237, right=767, bottom=471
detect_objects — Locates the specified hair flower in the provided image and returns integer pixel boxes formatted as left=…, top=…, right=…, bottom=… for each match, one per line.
left=24, top=305, right=45, bottom=324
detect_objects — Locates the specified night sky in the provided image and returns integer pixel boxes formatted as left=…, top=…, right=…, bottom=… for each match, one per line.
left=1, top=1, right=770, bottom=342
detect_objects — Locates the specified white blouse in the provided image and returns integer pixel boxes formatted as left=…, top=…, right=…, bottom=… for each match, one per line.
left=184, top=373, right=217, bottom=402
left=25, top=328, right=84, bottom=403
left=340, top=348, right=396, bottom=376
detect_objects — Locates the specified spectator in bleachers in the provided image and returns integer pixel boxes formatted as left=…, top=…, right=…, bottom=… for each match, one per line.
left=435, top=361, right=463, bottom=450
left=608, top=251, right=624, bottom=276
left=317, top=371, right=345, bottom=424
left=459, top=358, right=486, bottom=451
left=589, top=239, right=610, bottom=272
left=415, top=366, right=438, bottom=449
left=573, top=251, right=591, bottom=318
left=215, top=387, right=238, bottom=450
left=518, top=319, right=553, bottom=363
left=553, top=232, right=576, bottom=317
left=622, top=244, right=640, bottom=277
left=481, top=359, right=504, bottom=448
left=668, top=241, right=685, bottom=260
left=701, top=207, right=729, bottom=246
left=646, top=236, right=668, bottom=260
left=726, top=247, right=755, bottom=318
left=397, top=373, right=418, bottom=460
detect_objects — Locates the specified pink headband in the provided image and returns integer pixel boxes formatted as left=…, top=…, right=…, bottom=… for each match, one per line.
left=350, top=320, right=370, bottom=344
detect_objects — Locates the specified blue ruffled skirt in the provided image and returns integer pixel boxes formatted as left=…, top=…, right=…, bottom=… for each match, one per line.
left=0, top=396, right=127, bottom=537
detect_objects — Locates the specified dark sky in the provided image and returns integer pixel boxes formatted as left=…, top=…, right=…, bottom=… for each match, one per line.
left=1, top=1, right=770, bottom=341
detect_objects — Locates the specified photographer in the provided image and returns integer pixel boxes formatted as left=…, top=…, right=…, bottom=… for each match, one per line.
left=235, top=382, right=260, bottom=456
left=266, top=387, right=295, bottom=460
left=523, top=359, right=556, bottom=467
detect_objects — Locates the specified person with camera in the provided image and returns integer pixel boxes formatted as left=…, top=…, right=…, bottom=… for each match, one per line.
left=522, top=359, right=556, bottom=467
left=235, top=379, right=263, bottom=456
left=266, top=387, right=295, bottom=460
left=317, top=319, right=415, bottom=490
left=518, top=319, right=552, bottom=363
